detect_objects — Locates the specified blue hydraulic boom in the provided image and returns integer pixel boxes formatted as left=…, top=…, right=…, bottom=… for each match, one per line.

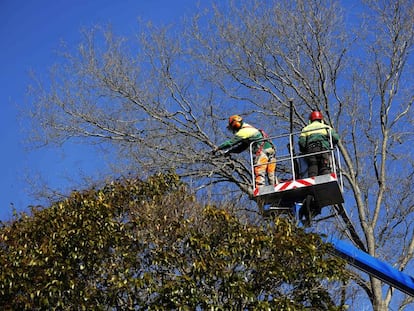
left=325, top=236, right=414, bottom=297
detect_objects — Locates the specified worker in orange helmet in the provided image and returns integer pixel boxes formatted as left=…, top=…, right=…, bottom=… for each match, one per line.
left=299, top=111, right=340, bottom=177
left=213, top=115, right=277, bottom=187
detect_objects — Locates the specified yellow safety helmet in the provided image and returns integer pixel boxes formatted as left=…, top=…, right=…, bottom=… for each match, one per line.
left=227, top=115, right=243, bottom=131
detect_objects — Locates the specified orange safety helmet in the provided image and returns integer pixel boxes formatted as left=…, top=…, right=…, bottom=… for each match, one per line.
left=227, top=115, right=243, bottom=131
left=309, top=111, right=323, bottom=122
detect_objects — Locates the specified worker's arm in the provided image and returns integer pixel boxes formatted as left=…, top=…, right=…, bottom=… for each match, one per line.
left=331, top=129, right=340, bottom=145
left=217, top=135, right=244, bottom=151
left=298, top=134, right=307, bottom=152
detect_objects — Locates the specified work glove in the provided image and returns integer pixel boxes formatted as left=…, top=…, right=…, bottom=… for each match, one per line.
left=211, top=147, right=219, bottom=155
left=211, top=148, right=229, bottom=157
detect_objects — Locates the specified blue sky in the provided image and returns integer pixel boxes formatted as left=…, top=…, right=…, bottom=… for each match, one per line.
left=0, top=0, right=206, bottom=221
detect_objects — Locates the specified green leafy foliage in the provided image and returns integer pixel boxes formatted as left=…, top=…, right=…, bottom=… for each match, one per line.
left=0, top=173, right=348, bottom=310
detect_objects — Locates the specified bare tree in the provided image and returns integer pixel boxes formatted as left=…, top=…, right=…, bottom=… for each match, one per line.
left=188, top=1, right=414, bottom=309
left=28, top=0, right=414, bottom=310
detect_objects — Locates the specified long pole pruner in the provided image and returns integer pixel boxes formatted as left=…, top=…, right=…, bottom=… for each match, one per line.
left=288, top=99, right=298, bottom=179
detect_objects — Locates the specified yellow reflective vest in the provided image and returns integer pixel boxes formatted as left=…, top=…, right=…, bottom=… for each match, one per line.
left=299, top=121, right=339, bottom=151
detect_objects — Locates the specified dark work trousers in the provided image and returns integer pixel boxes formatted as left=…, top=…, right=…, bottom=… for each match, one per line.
left=305, top=142, right=331, bottom=177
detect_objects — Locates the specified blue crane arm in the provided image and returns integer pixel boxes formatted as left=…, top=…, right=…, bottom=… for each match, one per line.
left=324, top=237, right=414, bottom=297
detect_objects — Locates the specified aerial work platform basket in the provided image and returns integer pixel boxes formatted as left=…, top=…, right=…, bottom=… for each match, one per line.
left=249, top=130, right=414, bottom=297
left=250, top=131, right=344, bottom=219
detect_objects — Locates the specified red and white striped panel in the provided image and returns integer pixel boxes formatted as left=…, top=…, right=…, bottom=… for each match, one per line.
left=274, top=178, right=315, bottom=191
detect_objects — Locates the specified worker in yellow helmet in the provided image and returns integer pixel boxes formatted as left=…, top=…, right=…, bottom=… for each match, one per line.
left=213, top=115, right=277, bottom=187
left=299, top=111, right=340, bottom=177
